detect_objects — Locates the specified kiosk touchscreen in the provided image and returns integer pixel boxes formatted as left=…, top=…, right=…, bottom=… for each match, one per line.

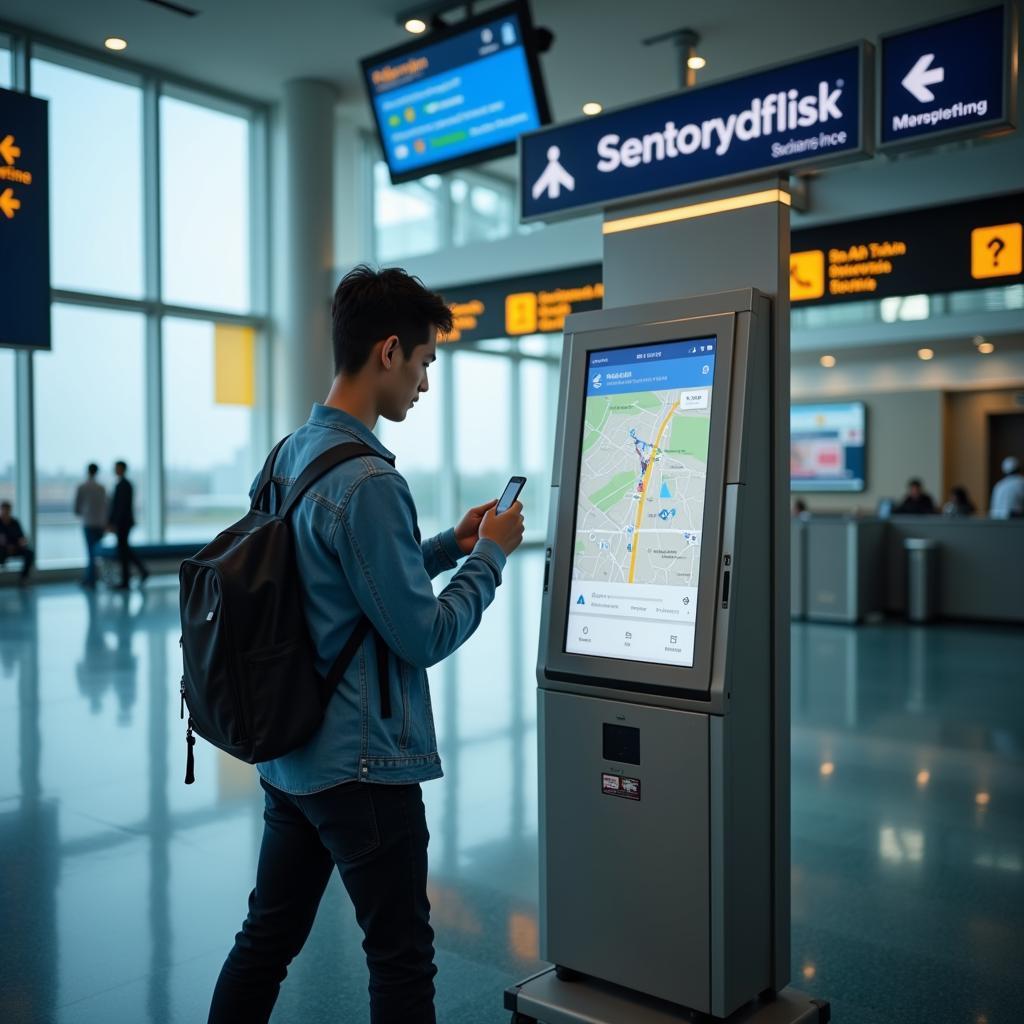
left=529, top=291, right=785, bottom=1022
left=566, top=338, right=717, bottom=668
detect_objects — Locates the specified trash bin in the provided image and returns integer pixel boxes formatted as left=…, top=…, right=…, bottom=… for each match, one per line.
left=904, top=538, right=940, bottom=623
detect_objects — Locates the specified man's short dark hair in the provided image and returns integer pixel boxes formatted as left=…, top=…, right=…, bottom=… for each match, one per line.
left=331, top=265, right=453, bottom=375
left=87, top=463, right=99, bottom=476
left=115, top=461, right=127, bottom=473
left=0, top=501, right=11, bottom=511
left=908, top=478, right=922, bottom=488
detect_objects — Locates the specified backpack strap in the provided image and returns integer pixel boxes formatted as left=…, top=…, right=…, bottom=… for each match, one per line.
left=279, top=442, right=394, bottom=520
left=276, top=440, right=397, bottom=718
left=252, top=435, right=291, bottom=513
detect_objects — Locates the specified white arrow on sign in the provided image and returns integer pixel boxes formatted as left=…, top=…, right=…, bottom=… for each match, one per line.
left=902, top=53, right=945, bottom=103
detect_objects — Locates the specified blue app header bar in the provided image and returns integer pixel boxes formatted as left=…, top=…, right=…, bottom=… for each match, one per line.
left=586, top=339, right=716, bottom=397
left=880, top=6, right=1010, bottom=148
left=521, top=44, right=868, bottom=221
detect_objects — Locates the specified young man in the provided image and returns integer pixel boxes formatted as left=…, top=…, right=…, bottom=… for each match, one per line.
left=74, top=463, right=107, bottom=588
left=108, top=461, right=149, bottom=589
left=0, top=500, right=34, bottom=584
left=208, top=266, right=525, bottom=1024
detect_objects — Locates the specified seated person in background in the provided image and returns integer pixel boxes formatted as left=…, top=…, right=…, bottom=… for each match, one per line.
left=894, top=478, right=936, bottom=515
left=942, top=485, right=976, bottom=517
left=792, top=498, right=808, bottom=517
left=0, top=500, right=34, bottom=584
left=990, top=456, right=1024, bottom=519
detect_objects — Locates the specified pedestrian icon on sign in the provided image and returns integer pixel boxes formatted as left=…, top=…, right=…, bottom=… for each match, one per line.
left=531, top=145, right=575, bottom=201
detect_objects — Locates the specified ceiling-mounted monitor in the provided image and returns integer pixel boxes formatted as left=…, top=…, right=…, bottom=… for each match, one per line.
left=362, top=0, right=551, bottom=184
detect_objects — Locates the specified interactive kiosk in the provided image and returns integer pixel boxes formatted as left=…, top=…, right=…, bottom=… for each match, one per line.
left=507, top=291, right=825, bottom=1023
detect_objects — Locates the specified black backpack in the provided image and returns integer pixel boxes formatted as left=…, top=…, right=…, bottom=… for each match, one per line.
left=178, top=437, right=394, bottom=783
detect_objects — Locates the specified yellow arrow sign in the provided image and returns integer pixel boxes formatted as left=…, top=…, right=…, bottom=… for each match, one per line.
left=0, top=188, right=21, bottom=219
left=0, top=135, right=20, bottom=166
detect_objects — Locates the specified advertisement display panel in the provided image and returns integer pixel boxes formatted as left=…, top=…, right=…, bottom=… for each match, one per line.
left=790, top=402, right=866, bottom=492
left=566, top=338, right=717, bottom=667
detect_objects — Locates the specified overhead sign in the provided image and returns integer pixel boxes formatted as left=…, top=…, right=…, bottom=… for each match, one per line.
left=443, top=264, right=603, bottom=343
left=880, top=5, right=1016, bottom=149
left=519, top=44, right=871, bottom=221
left=790, top=191, right=1024, bottom=304
left=0, top=87, right=50, bottom=350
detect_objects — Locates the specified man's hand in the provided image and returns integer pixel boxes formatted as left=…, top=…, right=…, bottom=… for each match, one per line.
left=479, top=501, right=525, bottom=557
left=454, top=499, right=498, bottom=556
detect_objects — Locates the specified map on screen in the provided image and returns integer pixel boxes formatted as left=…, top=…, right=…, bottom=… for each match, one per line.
left=566, top=339, right=716, bottom=667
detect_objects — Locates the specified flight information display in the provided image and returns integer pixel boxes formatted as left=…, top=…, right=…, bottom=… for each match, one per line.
left=566, top=338, right=716, bottom=667
left=790, top=402, right=866, bottom=491
left=362, top=1, right=548, bottom=183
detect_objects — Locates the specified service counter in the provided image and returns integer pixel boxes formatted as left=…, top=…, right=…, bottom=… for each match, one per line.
left=793, top=515, right=1024, bottom=624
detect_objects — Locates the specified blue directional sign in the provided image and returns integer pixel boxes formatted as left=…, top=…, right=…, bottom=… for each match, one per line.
left=880, top=5, right=1015, bottom=149
left=0, top=87, right=50, bottom=350
left=519, top=44, right=871, bottom=222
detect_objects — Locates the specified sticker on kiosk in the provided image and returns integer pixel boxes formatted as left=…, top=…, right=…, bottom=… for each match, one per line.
left=602, top=772, right=642, bottom=801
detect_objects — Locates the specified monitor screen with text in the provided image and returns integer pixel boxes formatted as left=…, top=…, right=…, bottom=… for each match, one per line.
left=566, top=338, right=716, bottom=667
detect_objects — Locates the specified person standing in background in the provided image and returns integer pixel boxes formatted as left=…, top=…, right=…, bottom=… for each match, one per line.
left=75, top=463, right=108, bottom=588
left=990, top=456, right=1024, bottom=519
left=108, top=461, right=148, bottom=590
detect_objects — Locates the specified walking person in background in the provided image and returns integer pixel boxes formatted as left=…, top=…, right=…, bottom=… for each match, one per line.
left=75, top=463, right=108, bottom=588
left=108, top=461, right=148, bottom=590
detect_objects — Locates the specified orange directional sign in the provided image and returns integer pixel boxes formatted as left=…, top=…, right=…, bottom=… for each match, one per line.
left=0, top=187, right=21, bottom=219
left=0, top=134, right=20, bottom=165
left=0, top=86, right=50, bottom=349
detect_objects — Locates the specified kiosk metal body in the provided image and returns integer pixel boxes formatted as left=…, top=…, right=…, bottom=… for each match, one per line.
left=530, top=290, right=781, bottom=1020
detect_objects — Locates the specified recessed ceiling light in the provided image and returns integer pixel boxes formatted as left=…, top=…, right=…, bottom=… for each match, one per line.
left=975, top=791, right=990, bottom=806
left=977, top=341, right=995, bottom=354
left=687, top=55, right=707, bottom=70
left=917, top=347, right=935, bottom=361
left=582, top=101, right=603, bottom=116
left=104, top=37, right=128, bottom=52
left=819, top=761, right=835, bottom=777
left=404, top=18, right=427, bottom=34
left=916, top=770, right=930, bottom=787
left=819, top=354, right=837, bottom=368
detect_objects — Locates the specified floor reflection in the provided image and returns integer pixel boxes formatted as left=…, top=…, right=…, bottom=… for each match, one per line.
left=0, top=577, right=1021, bottom=1023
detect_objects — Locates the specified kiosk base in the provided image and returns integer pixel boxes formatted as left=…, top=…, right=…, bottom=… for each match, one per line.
left=505, top=969, right=829, bottom=1024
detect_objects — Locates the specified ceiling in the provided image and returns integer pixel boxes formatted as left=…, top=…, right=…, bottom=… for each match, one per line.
left=0, top=0, right=1003, bottom=123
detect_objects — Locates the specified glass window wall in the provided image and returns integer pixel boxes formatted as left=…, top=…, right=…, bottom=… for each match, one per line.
left=33, top=305, right=147, bottom=565
left=0, top=350, right=15, bottom=510
left=376, top=347, right=447, bottom=540
left=162, top=318, right=258, bottom=541
left=31, top=55, right=145, bottom=298
left=160, top=95, right=251, bottom=313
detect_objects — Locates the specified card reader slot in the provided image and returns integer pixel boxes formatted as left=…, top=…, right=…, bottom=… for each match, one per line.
left=721, top=569, right=731, bottom=608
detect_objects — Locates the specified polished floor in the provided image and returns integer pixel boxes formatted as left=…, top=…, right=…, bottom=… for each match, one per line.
left=1, top=557, right=1021, bottom=1023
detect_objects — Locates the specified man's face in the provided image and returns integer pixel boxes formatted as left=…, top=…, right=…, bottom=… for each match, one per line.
left=909, top=483, right=922, bottom=498
left=379, top=329, right=437, bottom=422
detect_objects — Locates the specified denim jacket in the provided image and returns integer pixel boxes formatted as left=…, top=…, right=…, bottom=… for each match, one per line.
left=254, top=404, right=507, bottom=794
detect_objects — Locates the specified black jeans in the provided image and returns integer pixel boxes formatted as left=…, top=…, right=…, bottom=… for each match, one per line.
left=83, top=526, right=104, bottom=585
left=115, top=527, right=146, bottom=586
left=3, top=544, right=33, bottom=578
left=209, top=778, right=436, bottom=1024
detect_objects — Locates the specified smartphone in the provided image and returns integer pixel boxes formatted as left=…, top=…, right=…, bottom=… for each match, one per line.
left=495, top=476, right=527, bottom=515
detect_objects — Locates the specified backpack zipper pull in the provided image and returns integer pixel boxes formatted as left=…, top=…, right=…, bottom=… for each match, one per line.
left=179, top=677, right=186, bottom=720
left=184, top=720, right=196, bottom=785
